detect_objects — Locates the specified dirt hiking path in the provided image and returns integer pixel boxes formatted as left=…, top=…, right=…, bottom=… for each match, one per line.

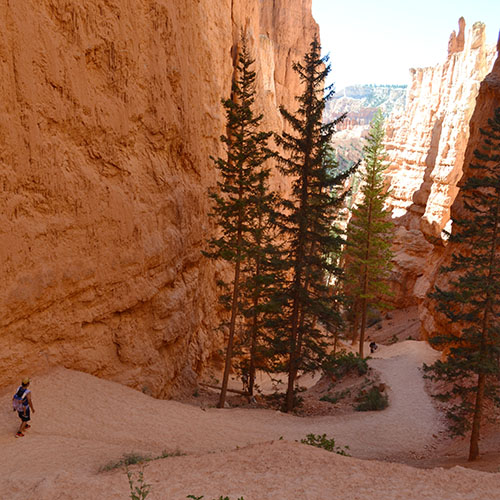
left=0, top=340, right=498, bottom=499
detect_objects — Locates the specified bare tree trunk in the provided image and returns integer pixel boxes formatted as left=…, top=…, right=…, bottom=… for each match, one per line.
left=285, top=295, right=301, bottom=412
left=248, top=289, right=259, bottom=396
left=359, top=297, right=367, bottom=359
left=284, top=99, right=315, bottom=412
left=286, top=238, right=315, bottom=412
left=201, top=383, right=249, bottom=396
left=469, top=372, right=486, bottom=461
left=468, top=195, right=497, bottom=460
left=351, top=300, right=360, bottom=345
left=218, top=249, right=242, bottom=408
left=358, top=186, right=373, bottom=358
left=285, top=173, right=309, bottom=412
left=248, top=206, right=263, bottom=396
left=285, top=238, right=313, bottom=412
left=218, top=162, right=245, bottom=408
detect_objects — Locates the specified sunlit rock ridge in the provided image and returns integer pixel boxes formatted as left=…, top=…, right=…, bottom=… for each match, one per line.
left=420, top=34, right=500, bottom=341
left=0, top=0, right=317, bottom=396
left=383, top=18, right=497, bottom=308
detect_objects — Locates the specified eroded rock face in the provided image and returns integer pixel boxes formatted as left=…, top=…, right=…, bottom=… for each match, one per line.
left=384, top=19, right=497, bottom=307
left=420, top=39, right=500, bottom=340
left=0, top=0, right=317, bottom=396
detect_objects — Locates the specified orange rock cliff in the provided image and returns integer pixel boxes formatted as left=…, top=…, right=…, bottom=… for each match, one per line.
left=384, top=18, right=497, bottom=309
left=0, top=1, right=317, bottom=396
left=420, top=34, right=500, bottom=340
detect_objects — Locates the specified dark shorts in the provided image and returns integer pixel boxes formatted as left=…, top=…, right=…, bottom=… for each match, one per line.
left=18, top=408, right=30, bottom=422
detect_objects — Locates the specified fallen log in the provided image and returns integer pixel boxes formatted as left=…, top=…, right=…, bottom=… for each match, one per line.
left=200, top=382, right=249, bottom=396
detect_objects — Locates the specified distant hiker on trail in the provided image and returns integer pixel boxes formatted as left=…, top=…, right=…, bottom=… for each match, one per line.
left=369, top=342, right=378, bottom=354
left=12, top=378, right=35, bottom=438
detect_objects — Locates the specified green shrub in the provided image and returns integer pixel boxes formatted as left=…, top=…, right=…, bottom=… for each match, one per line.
left=158, top=449, right=184, bottom=459
left=355, top=387, right=388, bottom=411
left=319, top=394, right=337, bottom=404
left=99, top=449, right=184, bottom=472
left=322, top=352, right=368, bottom=378
left=320, top=389, right=350, bottom=404
left=127, top=467, right=151, bottom=500
left=123, top=453, right=150, bottom=466
left=100, top=453, right=151, bottom=472
left=300, top=433, right=350, bottom=456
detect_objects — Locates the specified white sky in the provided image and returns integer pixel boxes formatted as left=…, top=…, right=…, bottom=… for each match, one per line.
left=312, top=0, right=500, bottom=90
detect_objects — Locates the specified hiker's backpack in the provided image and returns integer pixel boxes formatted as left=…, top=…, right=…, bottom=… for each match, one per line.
left=12, top=387, right=28, bottom=412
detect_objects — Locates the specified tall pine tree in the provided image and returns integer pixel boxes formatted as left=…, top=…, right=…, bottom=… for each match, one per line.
left=424, top=106, right=500, bottom=461
left=205, top=38, right=274, bottom=408
left=344, top=109, right=394, bottom=358
left=273, top=37, right=357, bottom=412
left=238, top=140, right=283, bottom=396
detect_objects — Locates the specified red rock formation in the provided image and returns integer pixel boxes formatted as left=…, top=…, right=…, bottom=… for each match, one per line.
left=421, top=36, right=500, bottom=340
left=384, top=19, right=497, bottom=307
left=0, top=1, right=317, bottom=396
left=448, top=17, right=466, bottom=56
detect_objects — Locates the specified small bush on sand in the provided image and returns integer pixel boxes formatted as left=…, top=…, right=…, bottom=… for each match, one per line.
left=355, top=387, right=388, bottom=411
left=322, top=352, right=368, bottom=379
left=300, top=433, right=350, bottom=456
left=387, top=334, right=398, bottom=345
left=123, top=453, right=150, bottom=466
left=100, top=453, right=151, bottom=471
left=100, top=449, right=184, bottom=472
left=127, top=467, right=151, bottom=500
left=158, top=449, right=184, bottom=459
left=320, top=389, right=350, bottom=404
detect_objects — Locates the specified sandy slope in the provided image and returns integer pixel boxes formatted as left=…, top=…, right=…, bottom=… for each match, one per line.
left=1, top=341, right=499, bottom=499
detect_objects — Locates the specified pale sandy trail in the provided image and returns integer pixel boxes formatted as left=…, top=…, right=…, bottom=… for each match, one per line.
left=210, top=340, right=445, bottom=460
left=0, top=340, right=495, bottom=500
left=354, top=340, right=446, bottom=459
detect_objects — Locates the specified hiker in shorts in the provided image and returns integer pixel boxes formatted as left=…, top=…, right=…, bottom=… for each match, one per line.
left=13, top=378, right=35, bottom=438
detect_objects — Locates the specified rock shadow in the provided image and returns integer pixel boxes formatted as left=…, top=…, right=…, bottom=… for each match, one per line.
left=391, top=117, right=443, bottom=232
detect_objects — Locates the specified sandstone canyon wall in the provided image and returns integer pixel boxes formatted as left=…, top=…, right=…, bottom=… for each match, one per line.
left=420, top=37, right=500, bottom=340
left=0, top=0, right=317, bottom=396
left=384, top=19, right=497, bottom=307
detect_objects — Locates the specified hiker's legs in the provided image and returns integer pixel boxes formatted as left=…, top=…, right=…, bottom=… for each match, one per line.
left=18, top=408, right=30, bottom=434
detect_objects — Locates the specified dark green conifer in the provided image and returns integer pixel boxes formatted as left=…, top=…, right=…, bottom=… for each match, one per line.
left=344, top=109, right=394, bottom=357
left=238, top=142, right=283, bottom=396
left=273, top=37, right=357, bottom=412
left=204, top=38, right=274, bottom=408
left=423, top=106, right=500, bottom=461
